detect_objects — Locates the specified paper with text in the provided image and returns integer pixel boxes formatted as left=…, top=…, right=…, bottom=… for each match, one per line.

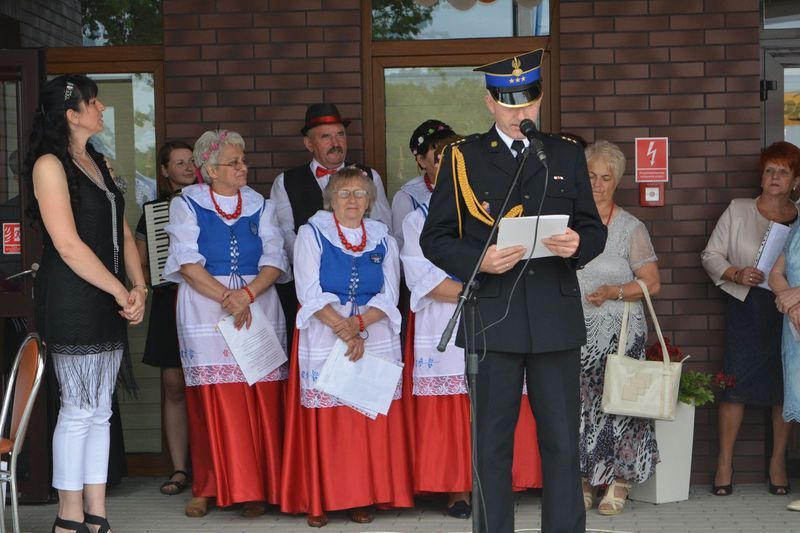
left=497, top=214, right=570, bottom=259
left=217, top=304, right=287, bottom=386
left=754, top=222, right=791, bottom=290
left=314, top=339, right=403, bottom=418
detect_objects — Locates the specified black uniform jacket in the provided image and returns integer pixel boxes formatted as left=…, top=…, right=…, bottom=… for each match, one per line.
left=420, top=126, right=607, bottom=354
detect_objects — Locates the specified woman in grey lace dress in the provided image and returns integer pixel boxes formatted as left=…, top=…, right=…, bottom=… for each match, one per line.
left=577, top=140, right=662, bottom=516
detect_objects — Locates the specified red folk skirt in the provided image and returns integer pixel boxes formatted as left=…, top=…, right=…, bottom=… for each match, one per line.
left=186, top=380, right=285, bottom=507
left=403, top=311, right=543, bottom=494
left=280, top=329, right=415, bottom=517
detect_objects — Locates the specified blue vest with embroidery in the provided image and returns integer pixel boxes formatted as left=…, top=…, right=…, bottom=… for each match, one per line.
left=184, top=196, right=263, bottom=277
left=312, top=224, right=386, bottom=307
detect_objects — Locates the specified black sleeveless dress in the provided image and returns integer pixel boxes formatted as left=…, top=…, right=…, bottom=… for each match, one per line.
left=35, top=154, right=130, bottom=406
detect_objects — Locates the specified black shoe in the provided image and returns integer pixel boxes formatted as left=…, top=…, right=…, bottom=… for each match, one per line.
left=446, top=500, right=472, bottom=519
left=84, top=513, right=112, bottom=533
left=52, top=517, right=90, bottom=533
left=769, top=478, right=791, bottom=496
left=712, top=469, right=734, bottom=496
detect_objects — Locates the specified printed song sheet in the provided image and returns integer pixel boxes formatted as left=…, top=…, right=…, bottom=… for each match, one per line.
left=754, top=222, right=791, bottom=290
left=497, top=214, right=570, bottom=259
left=314, top=339, right=403, bottom=418
left=217, top=304, right=288, bottom=386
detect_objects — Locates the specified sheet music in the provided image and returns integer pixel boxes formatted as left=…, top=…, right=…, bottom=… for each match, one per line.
left=497, top=214, right=570, bottom=259
left=754, top=222, right=791, bottom=290
left=217, top=304, right=287, bottom=386
left=314, top=339, right=403, bottom=418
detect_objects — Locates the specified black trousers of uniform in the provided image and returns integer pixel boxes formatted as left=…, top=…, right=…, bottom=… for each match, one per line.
left=474, top=348, right=585, bottom=533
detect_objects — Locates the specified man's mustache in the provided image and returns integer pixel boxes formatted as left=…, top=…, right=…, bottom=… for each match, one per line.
left=327, top=146, right=344, bottom=155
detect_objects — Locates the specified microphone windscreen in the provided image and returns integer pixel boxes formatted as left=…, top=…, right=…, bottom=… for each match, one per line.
left=519, top=119, right=537, bottom=140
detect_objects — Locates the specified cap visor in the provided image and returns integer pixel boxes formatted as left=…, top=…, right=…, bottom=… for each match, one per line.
left=490, top=86, right=543, bottom=108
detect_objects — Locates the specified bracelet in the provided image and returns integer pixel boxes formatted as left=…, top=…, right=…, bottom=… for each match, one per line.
left=356, top=314, right=365, bottom=332
left=132, top=284, right=149, bottom=296
left=242, top=285, right=255, bottom=304
left=617, top=285, right=624, bottom=301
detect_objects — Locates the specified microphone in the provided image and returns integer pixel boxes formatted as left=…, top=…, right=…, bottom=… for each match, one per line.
left=519, top=119, right=546, bottom=162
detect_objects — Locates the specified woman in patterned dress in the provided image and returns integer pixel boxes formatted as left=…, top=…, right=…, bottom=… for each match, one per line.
left=164, top=129, right=289, bottom=519
left=577, top=140, right=662, bottom=515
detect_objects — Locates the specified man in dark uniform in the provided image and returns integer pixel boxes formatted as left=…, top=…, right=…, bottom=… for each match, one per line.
left=420, top=49, right=607, bottom=533
left=271, top=103, right=392, bottom=350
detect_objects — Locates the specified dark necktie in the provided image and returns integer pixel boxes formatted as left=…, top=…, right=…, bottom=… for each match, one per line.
left=511, top=140, right=525, bottom=163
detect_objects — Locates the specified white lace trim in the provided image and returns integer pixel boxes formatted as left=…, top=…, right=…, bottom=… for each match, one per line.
left=413, top=375, right=468, bottom=396
left=184, top=363, right=287, bottom=386
left=300, top=377, right=403, bottom=408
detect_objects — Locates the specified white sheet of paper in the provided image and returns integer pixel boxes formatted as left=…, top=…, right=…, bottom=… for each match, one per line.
left=217, top=304, right=287, bottom=386
left=497, top=214, right=570, bottom=259
left=755, top=222, right=791, bottom=290
left=314, top=339, right=403, bottom=418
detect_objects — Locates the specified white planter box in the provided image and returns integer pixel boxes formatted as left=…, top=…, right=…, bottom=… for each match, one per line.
left=629, top=401, right=695, bottom=504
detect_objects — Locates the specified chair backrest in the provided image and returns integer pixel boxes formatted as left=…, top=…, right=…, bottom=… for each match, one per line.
left=0, top=333, right=45, bottom=444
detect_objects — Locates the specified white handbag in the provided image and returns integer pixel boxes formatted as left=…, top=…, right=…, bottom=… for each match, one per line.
left=601, top=279, right=682, bottom=421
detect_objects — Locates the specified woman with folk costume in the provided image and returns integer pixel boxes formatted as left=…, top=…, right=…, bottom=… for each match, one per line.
left=281, top=166, right=413, bottom=528
left=391, top=119, right=455, bottom=250
left=163, top=129, right=289, bottom=519
left=400, top=135, right=542, bottom=520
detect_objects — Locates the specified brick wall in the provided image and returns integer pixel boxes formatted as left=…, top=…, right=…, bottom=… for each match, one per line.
left=0, top=0, right=82, bottom=47
left=162, top=0, right=363, bottom=195
left=560, top=0, right=764, bottom=484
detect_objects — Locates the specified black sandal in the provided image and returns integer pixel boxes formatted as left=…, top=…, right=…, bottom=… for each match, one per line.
left=159, top=469, right=189, bottom=495
left=84, top=513, right=112, bottom=533
left=52, top=517, right=90, bottom=533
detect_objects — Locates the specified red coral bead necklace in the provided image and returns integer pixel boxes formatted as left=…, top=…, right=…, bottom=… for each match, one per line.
left=423, top=173, right=434, bottom=193
left=333, top=213, right=367, bottom=252
left=209, top=186, right=242, bottom=220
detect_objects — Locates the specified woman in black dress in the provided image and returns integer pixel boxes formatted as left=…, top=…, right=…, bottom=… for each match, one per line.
left=23, top=75, right=146, bottom=533
left=134, top=141, right=196, bottom=496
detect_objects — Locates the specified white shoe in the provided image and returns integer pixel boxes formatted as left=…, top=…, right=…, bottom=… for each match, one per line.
left=787, top=499, right=800, bottom=511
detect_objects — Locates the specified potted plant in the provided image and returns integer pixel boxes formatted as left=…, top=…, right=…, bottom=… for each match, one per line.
left=630, top=338, right=716, bottom=504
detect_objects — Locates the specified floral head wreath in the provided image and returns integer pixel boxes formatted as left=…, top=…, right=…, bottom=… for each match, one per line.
left=410, top=121, right=453, bottom=156
left=201, top=130, right=229, bottom=162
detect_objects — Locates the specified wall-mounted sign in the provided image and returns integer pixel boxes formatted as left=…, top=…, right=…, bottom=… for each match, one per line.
left=3, top=223, right=20, bottom=255
left=635, top=137, right=669, bottom=183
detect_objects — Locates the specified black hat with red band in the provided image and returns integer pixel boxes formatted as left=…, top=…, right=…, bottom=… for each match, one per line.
left=301, top=103, right=352, bottom=136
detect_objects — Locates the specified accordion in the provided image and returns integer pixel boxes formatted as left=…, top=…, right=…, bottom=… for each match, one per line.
left=142, top=199, right=171, bottom=288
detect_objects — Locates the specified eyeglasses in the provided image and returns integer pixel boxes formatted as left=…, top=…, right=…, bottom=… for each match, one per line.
left=215, top=159, right=248, bottom=170
left=335, top=189, right=368, bottom=199
left=763, top=166, right=793, bottom=179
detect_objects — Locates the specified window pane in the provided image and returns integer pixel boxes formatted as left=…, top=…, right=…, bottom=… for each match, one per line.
left=373, top=0, right=550, bottom=41
left=786, top=68, right=800, bottom=148
left=384, top=66, right=495, bottom=196
left=764, top=0, right=800, bottom=29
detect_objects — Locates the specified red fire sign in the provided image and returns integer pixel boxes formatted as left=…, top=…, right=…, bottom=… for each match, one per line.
left=3, top=223, right=20, bottom=255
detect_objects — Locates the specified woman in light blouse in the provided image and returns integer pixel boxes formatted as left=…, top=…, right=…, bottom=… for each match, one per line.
left=702, top=141, right=800, bottom=497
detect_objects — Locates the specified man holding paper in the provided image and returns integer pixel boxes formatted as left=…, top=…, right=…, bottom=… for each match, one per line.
left=420, top=49, right=606, bottom=533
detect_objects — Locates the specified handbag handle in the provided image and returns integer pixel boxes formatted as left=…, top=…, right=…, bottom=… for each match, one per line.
left=615, top=279, right=671, bottom=366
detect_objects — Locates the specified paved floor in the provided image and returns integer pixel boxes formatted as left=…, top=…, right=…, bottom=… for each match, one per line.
left=12, top=478, right=800, bottom=532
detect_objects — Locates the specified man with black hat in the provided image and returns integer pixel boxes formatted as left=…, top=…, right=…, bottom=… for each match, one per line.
left=271, top=103, right=392, bottom=351
left=271, top=103, right=392, bottom=259
left=420, top=49, right=607, bottom=533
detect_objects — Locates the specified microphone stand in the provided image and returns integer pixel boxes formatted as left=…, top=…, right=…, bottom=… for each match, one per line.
left=437, top=144, right=532, bottom=533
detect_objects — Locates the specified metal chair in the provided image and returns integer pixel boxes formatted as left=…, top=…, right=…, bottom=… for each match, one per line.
left=0, top=333, right=45, bottom=533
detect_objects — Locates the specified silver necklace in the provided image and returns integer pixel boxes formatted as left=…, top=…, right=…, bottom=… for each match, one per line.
left=72, top=156, right=120, bottom=273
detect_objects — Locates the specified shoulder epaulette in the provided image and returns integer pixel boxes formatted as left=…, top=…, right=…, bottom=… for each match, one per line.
left=559, top=134, right=578, bottom=144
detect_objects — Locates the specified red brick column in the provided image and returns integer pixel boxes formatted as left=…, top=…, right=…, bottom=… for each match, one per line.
left=560, top=0, right=764, bottom=484
left=162, top=0, right=363, bottom=193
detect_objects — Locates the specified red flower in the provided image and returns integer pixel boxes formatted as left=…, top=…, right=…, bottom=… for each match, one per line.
left=645, top=337, right=683, bottom=363
left=713, top=370, right=736, bottom=389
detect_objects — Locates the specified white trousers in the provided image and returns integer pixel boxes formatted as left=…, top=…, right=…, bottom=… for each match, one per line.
left=51, top=350, right=121, bottom=491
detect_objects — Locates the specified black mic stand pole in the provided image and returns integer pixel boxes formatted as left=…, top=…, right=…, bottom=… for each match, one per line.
left=437, top=145, right=532, bottom=533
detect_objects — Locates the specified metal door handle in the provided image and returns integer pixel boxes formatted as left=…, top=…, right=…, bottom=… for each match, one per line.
left=5, top=263, right=39, bottom=281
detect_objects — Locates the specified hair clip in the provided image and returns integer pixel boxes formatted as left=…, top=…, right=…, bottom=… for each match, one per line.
left=64, top=81, right=74, bottom=101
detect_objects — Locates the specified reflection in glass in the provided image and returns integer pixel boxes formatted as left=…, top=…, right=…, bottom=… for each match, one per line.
left=764, top=0, right=800, bottom=30
left=373, top=0, right=549, bottom=40
left=384, top=67, right=494, bottom=196
left=786, top=68, right=800, bottom=148
left=0, top=80, right=21, bottom=292
left=82, top=0, right=163, bottom=46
